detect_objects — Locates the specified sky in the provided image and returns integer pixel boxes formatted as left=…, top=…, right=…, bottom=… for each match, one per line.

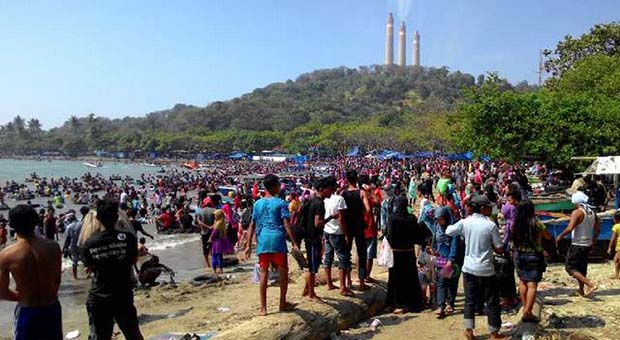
left=0, top=0, right=618, bottom=129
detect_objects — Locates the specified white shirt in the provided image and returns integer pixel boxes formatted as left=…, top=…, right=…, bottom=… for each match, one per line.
left=446, top=213, right=502, bottom=277
left=324, top=194, right=347, bottom=235
left=120, top=192, right=128, bottom=204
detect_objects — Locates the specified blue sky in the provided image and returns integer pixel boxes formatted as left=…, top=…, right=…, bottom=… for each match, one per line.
left=0, top=0, right=617, bottom=128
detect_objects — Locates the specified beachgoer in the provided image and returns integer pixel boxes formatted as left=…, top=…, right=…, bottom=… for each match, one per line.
left=138, top=237, right=149, bottom=257
left=608, top=213, right=620, bottom=279
left=497, top=190, right=521, bottom=310
left=323, top=176, right=353, bottom=297
left=341, top=170, right=368, bottom=291
left=362, top=176, right=380, bottom=283
left=0, top=222, right=7, bottom=248
left=244, top=174, right=299, bottom=316
left=44, top=206, right=58, bottom=241
left=210, top=209, right=227, bottom=276
left=446, top=195, right=507, bottom=340
left=0, top=205, right=62, bottom=340
left=82, top=198, right=144, bottom=340
left=302, top=177, right=333, bottom=301
left=512, top=200, right=552, bottom=323
left=196, top=199, right=216, bottom=269
left=433, top=206, right=459, bottom=318
left=386, top=195, right=426, bottom=314
left=556, top=191, right=600, bottom=297
left=62, top=207, right=88, bottom=280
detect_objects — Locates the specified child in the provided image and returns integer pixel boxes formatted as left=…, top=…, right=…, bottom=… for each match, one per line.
left=417, top=247, right=437, bottom=308
left=245, top=174, right=299, bottom=316
left=210, top=210, right=227, bottom=276
left=138, top=237, right=149, bottom=257
left=608, top=213, right=620, bottom=279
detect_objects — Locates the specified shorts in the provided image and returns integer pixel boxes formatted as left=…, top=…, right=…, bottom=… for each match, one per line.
left=212, top=253, right=224, bottom=269
left=87, top=297, right=141, bottom=340
left=305, top=239, right=322, bottom=274
left=70, top=251, right=81, bottom=267
left=515, top=251, right=546, bottom=283
left=201, top=233, right=212, bottom=256
left=258, top=253, right=288, bottom=269
left=366, top=237, right=378, bottom=260
left=14, top=301, right=62, bottom=340
left=324, top=233, right=351, bottom=271
left=565, top=245, right=590, bottom=276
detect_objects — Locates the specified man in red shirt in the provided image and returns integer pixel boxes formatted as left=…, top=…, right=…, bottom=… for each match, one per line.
left=156, top=207, right=172, bottom=231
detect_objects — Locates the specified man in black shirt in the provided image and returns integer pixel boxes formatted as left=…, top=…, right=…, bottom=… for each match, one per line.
left=302, top=177, right=333, bottom=301
left=342, top=170, right=369, bottom=291
left=83, top=198, right=144, bottom=340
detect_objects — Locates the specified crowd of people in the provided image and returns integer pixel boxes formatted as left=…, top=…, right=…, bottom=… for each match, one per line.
left=0, top=157, right=615, bottom=340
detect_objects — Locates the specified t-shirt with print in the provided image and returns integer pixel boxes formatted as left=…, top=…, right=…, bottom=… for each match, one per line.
left=324, top=194, right=347, bottom=235
left=306, top=197, right=326, bottom=242
left=83, top=230, right=138, bottom=301
left=252, top=197, right=290, bottom=255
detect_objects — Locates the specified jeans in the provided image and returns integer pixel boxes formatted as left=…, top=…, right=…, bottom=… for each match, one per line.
left=436, top=275, right=458, bottom=310
left=324, top=233, right=351, bottom=271
left=463, top=273, right=501, bottom=333
left=348, top=228, right=367, bottom=280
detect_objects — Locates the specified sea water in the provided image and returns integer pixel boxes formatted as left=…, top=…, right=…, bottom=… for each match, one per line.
left=0, top=159, right=209, bottom=336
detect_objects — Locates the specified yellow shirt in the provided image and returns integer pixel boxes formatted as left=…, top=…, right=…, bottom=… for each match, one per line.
left=613, top=223, right=620, bottom=251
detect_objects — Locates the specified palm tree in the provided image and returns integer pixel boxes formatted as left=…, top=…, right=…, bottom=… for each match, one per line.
left=12, top=115, right=25, bottom=134
left=27, top=118, right=42, bottom=137
left=69, top=115, right=80, bottom=132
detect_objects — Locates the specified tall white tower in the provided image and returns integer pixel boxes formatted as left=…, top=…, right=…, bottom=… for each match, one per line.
left=385, top=13, right=394, bottom=65
left=398, top=22, right=406, bottom=67
left=413, top=30, right=420, bottom=66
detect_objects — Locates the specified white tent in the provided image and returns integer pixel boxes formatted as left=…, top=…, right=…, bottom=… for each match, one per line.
left=584, top=156, right=620, bottom=175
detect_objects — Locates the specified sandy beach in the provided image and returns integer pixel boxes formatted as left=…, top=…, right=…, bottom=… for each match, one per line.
left=3, top=254, right=616, bottom=340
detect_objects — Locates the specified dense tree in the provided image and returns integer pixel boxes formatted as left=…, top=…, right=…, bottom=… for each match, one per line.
left=544, top=22, right=620, bottom=80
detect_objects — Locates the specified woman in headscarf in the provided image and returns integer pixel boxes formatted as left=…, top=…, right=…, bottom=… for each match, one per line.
left=433, top=206, right=460, bottom=318
left=386, top=195, right=428, bottom=314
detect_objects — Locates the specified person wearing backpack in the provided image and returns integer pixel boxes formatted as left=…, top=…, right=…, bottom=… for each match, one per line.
left=342, top=170, right=369, bottom=291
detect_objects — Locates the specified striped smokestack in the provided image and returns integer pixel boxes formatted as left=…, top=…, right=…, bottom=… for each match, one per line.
left=398, top=21, right=406, bottom=67
left=385, top=13, right=394, bottom=65
left=413, top=30, right=420, bottom=66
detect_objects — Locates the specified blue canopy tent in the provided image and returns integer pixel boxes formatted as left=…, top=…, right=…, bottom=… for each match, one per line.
left=346, top=146, right=361, bottom=157
left=229, top=152, right=248, bottom=160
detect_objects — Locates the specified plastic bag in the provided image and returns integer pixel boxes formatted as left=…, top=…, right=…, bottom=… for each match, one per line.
left=378, top=237, right=394, bottom=268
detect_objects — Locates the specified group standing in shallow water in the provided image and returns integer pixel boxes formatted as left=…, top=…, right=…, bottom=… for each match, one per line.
left=0, top=156, right=616, bottom=339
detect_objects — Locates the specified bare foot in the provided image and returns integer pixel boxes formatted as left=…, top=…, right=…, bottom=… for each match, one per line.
left=307, top=295, right=324, bottom=303
left=258, top=309, right=267, bottom=316
left=463, top=329, right=475, bottom=340
left=279, top=301, right=296, bottom=312
left=576, top=289, right=585, bottom=297
left=610, top=276, right=619, bottom=280
left=366, top=277, right=378, bottom=284
left=340, top=289, right=355, bottom=297
left=327, top=284, right=339, bottom=291
left=358, top=283, right=370, bottom=291
left=584, top=283, right=598, bottom=297
left=394, top=308, right=407, bottom=314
